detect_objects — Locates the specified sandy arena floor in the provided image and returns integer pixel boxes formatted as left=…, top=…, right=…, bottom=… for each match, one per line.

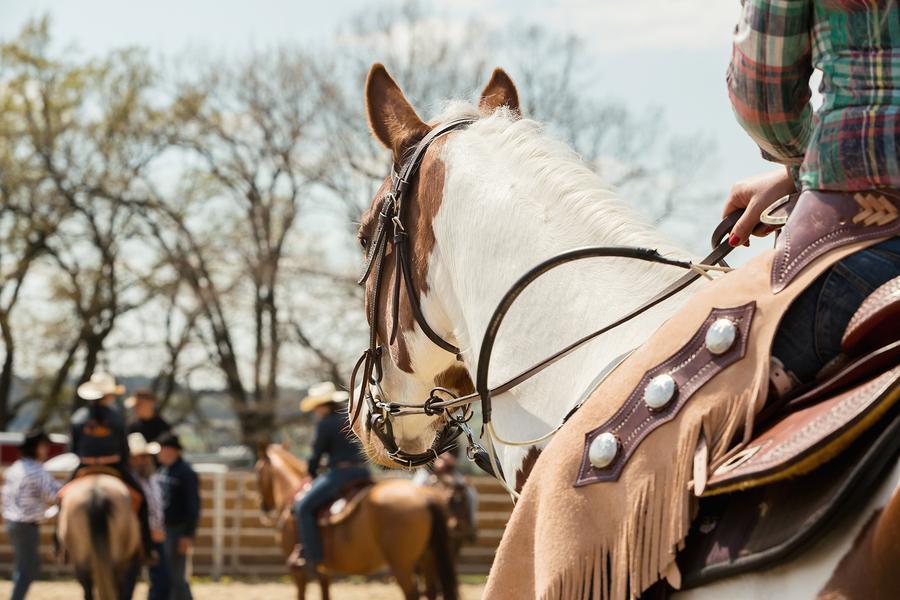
left=0, top=579, right=486, bottom=599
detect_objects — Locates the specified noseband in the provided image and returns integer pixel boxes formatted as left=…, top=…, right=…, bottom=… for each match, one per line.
left=353, top=116, right=745, bottom=474
left=353, top=119, right=476, bottom=468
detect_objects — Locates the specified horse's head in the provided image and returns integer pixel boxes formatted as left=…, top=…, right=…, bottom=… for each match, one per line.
left=254, top=445, right=278, bottom=516
left=351, top=64, right=519, bottom=468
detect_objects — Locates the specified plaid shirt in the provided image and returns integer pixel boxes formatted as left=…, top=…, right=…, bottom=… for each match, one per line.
left=135, top=471, right=165, bottom=532
left=728, top=0, right=900, bottom=191
left=1, top=458, right=61, bottom=523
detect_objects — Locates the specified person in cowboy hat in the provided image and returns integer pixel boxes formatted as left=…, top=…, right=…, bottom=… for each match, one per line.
left=126, top=389, right=172, bottom=443
left=155, top=432, right=199, bottom=600
left=1, top=429, right=60, bottom=600
left=69, top=371, right=154, bottom=561
left=123, top=433, right=170, bottom=600
left=288, top=382, right=371, bottom=570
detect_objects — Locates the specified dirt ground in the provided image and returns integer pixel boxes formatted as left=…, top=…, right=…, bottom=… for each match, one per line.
left=0, top=578, right=486, bottom=599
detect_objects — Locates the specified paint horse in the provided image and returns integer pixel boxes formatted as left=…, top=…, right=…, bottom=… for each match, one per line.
left=350, top=63, right=900, bottom=598
left=255, top=444, right=458, bottom=600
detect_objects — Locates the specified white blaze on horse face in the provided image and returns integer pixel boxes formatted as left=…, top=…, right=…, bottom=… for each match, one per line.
left=354, top=228, right=462, bottom=466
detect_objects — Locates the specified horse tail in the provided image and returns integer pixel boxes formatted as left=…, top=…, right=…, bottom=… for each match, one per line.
left=426, top=499, right=458, bottom=600
left=87, top=487, right=117, bottom=600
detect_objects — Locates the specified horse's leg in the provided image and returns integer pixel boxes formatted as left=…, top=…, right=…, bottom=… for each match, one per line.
left=419, top=552, right=439, bottom=599
left=317, top=572, right=330, bottom=600
left=387, top=563, right=420, bottom=600
left=291, top=569, right=306, bottom=600
left=75, top=567, right=93, bottom=600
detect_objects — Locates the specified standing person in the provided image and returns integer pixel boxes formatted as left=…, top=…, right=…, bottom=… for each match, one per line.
left=124, top=433, right=170, bottom=600
left=1, top=429, right=61, bottom=600
left=725, top=0, right=900, bottom=392
left=70, top=371, right=153, bottom=560
left=126, top=389, right=172, bottom=443
left=413, top=450, right=478, bottom=545
left=156, top=432, right=199, bottom=600
left=288, top=382, right=371, bottom=572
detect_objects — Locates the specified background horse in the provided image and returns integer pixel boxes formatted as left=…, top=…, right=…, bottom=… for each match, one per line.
left=254, top=444, right=457, bottom=600
left=352, top=64, right=900, bottom=597
left=57, top=473, right=141, bottom=600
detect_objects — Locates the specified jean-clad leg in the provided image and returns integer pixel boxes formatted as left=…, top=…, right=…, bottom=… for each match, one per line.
left=165, top=526, right=193, bottom=600
left=773, top=237, right=900, bottom=382
left=293, top=473, right=340, bottom=564
left=148, top=541, right=171, bottom=600
left=292, top=467, right=370, bottom=564
left=7, top=521, right=41, bottom=600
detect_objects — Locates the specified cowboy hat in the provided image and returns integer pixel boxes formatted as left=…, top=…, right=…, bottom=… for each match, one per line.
left=124, top=388, right=157, bottom=409
left=21, top=428, right=49, bottom=451
left=156, top=431, right=183, bottom=450
left=76, top=372, right=125, bottom=401
left=127, top=432, right=160, bottom=456
left=300, top=381, right=350, bottom=412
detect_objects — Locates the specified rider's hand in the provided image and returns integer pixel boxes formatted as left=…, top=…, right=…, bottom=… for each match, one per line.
left=723, top=167, right=796, bottom=246
left=152, top=529, right=166, bottom=543
left=178, top=536, right=193, bottom=555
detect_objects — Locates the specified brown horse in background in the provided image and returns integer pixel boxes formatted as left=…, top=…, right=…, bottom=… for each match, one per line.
left=255, top=444, right=458, bottom=600
left=57, top=474, right=141, bottom=600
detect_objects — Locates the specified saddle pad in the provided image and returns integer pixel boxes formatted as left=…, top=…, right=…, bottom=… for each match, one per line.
left=59, top=471, right=144, bottom=513
left=59, top=466, right=121, bottom=499
left=316, top=482, right=373, bottom=527
left=677, top=407, right=900, bottom=588
left=704, top=365, right=900, bottom=495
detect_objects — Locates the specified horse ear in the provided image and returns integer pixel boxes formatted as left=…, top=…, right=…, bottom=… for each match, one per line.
left=256, top=442, right=269, bottom=460
left=479, top=68, right=520, bottom=116
left=365, top=63, right=430, bottom=163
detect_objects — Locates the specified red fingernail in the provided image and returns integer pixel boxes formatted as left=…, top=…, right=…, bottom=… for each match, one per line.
left=728, top=234, right=740, bottom=247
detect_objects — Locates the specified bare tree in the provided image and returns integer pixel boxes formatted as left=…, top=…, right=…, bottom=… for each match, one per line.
left=0, top=8, right=721, bottom=446
left=137, top=48, right=341, bottom=445
left=1, top=18, right=169, bottom=425
left=322, top=1, right=716, bottom=225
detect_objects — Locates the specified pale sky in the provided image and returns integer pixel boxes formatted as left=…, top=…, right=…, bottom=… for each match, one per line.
left=2, top=0, right=784, bottom=384
left=1, top=0, right=771, bottom=192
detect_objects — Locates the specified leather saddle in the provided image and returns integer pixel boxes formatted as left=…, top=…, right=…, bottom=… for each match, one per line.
left=59, top=465, right=144, bottom=513
left=675, top=276, right=900, bottom=589
left=315, top=479, right=374, bottom=527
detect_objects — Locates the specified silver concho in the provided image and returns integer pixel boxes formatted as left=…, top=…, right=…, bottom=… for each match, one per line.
left=644, top=373, right=676, bottom=410
left=705, top=318, right=737, bottom=355
left=588, top=432, right=619, bottom=469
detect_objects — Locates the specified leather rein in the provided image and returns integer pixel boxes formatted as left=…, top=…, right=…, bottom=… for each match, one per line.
left=352, top=117, right=741, bottom=472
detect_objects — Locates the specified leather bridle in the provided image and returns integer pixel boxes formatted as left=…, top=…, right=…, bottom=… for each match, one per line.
left=352, top=116, right=743, bottom=473
left=352, top=119, right=475, bottom=468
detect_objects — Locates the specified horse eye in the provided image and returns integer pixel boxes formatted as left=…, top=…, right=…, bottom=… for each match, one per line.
left=359, top=236, right=369, bottom=250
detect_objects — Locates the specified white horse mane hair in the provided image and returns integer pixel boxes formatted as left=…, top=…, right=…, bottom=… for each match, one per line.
left=430, top=100, right=683, bottom=255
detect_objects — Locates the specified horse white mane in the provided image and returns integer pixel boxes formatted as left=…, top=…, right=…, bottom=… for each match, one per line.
left=430, top=100, right=684, bottom=255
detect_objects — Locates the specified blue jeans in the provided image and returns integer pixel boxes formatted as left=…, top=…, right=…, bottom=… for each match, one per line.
left=773, top=236, right=900, bottom=382
left=6, top=521, right=40, bottom=600
left=148, top=540, right=171, bottom=600
left=292, top=467, right=371, bottom=563
left=122, top=541, right=170, bottom=600
left=165, top=525, right=193, bottom=600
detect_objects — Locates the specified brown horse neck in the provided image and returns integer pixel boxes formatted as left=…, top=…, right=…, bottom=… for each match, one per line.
left=267, top=446, right=309, bottom=509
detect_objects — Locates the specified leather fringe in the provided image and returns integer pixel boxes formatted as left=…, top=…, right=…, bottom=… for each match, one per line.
left=537, top=375, right=765, bottom=600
